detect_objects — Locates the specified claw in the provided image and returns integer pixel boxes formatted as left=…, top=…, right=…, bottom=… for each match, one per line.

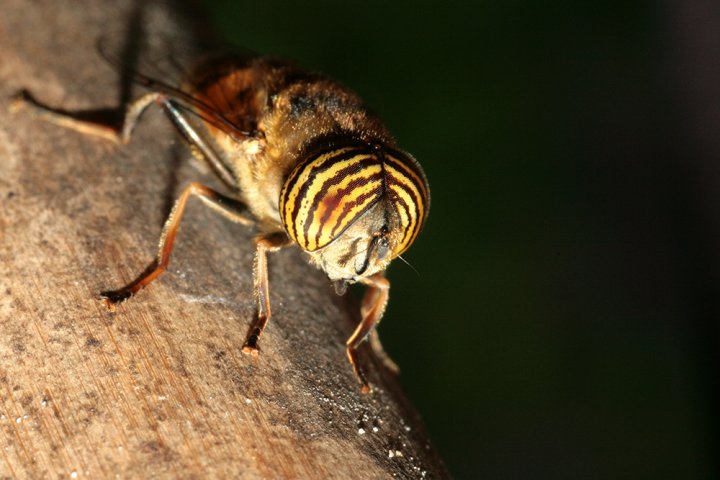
left=99, top=289, right=132, bottom=311
left=241, top=345, right=260, bottom=357
left=8, top=90, right=30, bottom=114
left=242, top=335, right=260, bottom=356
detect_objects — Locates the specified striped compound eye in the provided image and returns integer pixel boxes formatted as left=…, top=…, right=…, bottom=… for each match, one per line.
left=280, top=143, right=429, bottom=259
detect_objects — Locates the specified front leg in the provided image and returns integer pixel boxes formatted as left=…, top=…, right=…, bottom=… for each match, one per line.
left=242, top=232, right=291, bottom=355
left=346, top=273, right=391, bottom=394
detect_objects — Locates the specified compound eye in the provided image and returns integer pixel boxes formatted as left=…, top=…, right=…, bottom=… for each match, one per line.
left=279, top=145, right=385, bottom=252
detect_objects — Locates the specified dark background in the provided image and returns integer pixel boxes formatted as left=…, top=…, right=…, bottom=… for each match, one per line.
left=201, top=1, right=718, bottom=477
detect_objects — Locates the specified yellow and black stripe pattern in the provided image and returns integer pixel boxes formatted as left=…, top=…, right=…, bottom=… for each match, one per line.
left=280, top=143, right=429, bottom=257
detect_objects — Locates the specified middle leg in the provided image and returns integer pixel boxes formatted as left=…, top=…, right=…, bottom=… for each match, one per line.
left=100, top=182, right=253, bottom=309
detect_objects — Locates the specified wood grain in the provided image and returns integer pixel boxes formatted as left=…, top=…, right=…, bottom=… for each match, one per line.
left=0, top=1, right=448, bottom=478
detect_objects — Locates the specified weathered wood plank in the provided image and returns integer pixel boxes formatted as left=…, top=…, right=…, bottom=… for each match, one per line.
left=0, top=1, right=448, bottom=478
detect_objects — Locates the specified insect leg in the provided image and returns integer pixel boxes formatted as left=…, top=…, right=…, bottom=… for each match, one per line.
left=161, top=100, right=237, bottom=189
left=242, top=232, right=291, bottom=356
left=100, top=182, right=254, bottom=309
left=11, top=90, right=239, bottom=189
left=346, top=273, right=391, bottom=394
left=9, top=89, right=162, bottom=144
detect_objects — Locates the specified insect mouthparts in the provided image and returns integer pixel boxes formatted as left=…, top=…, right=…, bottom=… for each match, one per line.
left=334, top=279, right=349, bottom=295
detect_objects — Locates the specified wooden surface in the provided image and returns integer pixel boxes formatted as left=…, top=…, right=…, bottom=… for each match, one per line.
left=0, top=1, right=448, bottom=478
